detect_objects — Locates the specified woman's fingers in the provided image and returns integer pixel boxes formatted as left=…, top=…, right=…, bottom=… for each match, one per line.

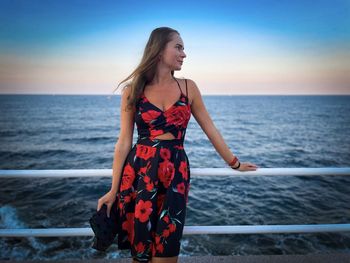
left=245, top=162, right=258, bottom=168
left=239, top=162, right=258, bottom=171
left=97, top=199, right=102, bottom=212
left=107, top=204, right=112, bottom=218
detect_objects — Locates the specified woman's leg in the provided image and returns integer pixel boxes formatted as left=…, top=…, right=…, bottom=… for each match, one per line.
left=132, top=260, right=150, bottom=263
left=151, top=256, right=178, bottom=263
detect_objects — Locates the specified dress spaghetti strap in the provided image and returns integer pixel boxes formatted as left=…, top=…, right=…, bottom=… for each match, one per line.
left=185, top=79, right=188, bottom=97
left=173, top=77, right=183, bottom=95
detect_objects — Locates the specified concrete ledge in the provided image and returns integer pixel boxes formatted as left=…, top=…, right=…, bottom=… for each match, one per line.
left=2, top=254, right=350, bottom=263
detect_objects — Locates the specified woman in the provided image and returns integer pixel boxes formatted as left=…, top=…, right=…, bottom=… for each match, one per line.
left=97, top=27, right=258, bottom=263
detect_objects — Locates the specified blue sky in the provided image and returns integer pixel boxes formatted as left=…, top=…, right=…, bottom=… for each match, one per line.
left=1, top=0, right=349, bottom=94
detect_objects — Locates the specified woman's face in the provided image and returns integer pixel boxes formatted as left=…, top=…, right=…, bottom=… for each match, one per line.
left=160, top=33, right=186, bottom=71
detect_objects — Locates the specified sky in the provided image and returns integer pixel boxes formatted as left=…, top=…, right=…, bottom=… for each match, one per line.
left=0, top=0, right=349, bottom=95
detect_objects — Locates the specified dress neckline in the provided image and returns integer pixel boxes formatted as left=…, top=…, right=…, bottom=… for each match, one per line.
left=141, top=92, right=187, bottom=114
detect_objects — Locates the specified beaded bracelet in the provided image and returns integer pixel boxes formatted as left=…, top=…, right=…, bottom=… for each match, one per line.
left=228, top=156, right=238, bottom=166
left=228, top=156, right=240, bottom=169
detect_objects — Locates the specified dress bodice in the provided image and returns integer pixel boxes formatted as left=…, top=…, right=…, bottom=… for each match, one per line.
left=135, top=78, right=191, bottom=142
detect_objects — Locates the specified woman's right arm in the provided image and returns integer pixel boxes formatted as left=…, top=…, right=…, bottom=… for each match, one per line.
left=110, top=85, right=135, bottom=194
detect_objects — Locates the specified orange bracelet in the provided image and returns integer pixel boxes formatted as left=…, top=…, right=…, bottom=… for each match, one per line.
left=228, top=156, right=238, bottom=167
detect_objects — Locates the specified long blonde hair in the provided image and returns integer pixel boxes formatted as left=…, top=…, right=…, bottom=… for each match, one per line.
left=112, top=27, right=180, bottom=111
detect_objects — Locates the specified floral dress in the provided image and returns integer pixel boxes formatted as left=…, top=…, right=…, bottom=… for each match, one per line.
left=116, top=78, right=191, bottom=262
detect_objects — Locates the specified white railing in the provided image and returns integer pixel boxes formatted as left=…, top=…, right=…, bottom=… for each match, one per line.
left=1, top=167, right=350, bottom=178
left=1, top=167, right=350, bottom=237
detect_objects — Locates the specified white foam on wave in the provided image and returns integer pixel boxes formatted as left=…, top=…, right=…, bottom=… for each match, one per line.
left=0, top=205, right=46, bottom=260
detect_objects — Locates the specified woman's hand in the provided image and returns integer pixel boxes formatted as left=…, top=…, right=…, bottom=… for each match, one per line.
left=97, top=190, right=117, bottom=218
left=233, top=162, right=258, bottom=172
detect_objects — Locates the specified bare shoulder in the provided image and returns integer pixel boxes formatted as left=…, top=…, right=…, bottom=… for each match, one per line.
left=120, top=83, right=134, bottom=112
left=118, top=83, right=134, bottom=145
left=121, top=83, right=132, bottom=97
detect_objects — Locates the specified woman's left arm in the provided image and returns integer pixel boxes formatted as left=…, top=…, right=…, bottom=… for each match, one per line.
left=188, top=79, right=258, bottom=171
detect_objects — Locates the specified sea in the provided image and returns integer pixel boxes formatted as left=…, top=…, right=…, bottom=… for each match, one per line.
left=0, top=94, right=350, bottom=260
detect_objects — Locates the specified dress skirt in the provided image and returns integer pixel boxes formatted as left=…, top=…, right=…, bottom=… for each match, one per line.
left=116, top=137, right=191, bottom=262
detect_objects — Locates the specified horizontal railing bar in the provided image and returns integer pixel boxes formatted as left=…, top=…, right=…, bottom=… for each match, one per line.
left=1, top=224, right=350, bottom=237
left=1, top=168, right=350, bottom=178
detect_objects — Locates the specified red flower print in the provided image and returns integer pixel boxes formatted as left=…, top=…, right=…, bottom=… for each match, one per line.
left=150, top=129, right=164, bottom=139
left=154, top=235, right=164, bottom=253
left=124, top=195, right=131, bottom=203
left=169, top=223, right=176, bottom=233
left=156, top=243, right=164, bottom=253
left=164, top=105, right=190, bottom=127
left=143, top=172, right=155, bottom=192
left=152, top=243, right=156, bottom=257
left=120, top=163, right=135, bottom=192
left=157, top=194, right=166, bottom=214
left=141, top=110, right=161, bottom=123
left=139, top=161, right=152, bottom=177
left=155, top=235, right=161, bottom=244
left=135, top=241, right=146, bottom=253
left=158, top=160, right=175, bottom=188
left=163, top=215, right=170, bottom=224
left=131, top=191, right=137, bottom=200
left=136, top=144, right=157, bottom=160
left=174, top=145, right=184, bottom=150
left=143, top=175, right=151, bottom=183
left=146, top=182, right=154, bottom=192
left=118, top=201, right=123, bottom=211
left=135, top=200, right=153, bottom=223
left=160, top=148, right=171, bottom=160
left=179, top=161, right=188, bottom=181
left=122, top=212, right=135, bottom=244
left=162, top=228, right=170, bottom=238
left=177, top=130, right=182, bottom=139
left=176, top=182, right=185, bottom=195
